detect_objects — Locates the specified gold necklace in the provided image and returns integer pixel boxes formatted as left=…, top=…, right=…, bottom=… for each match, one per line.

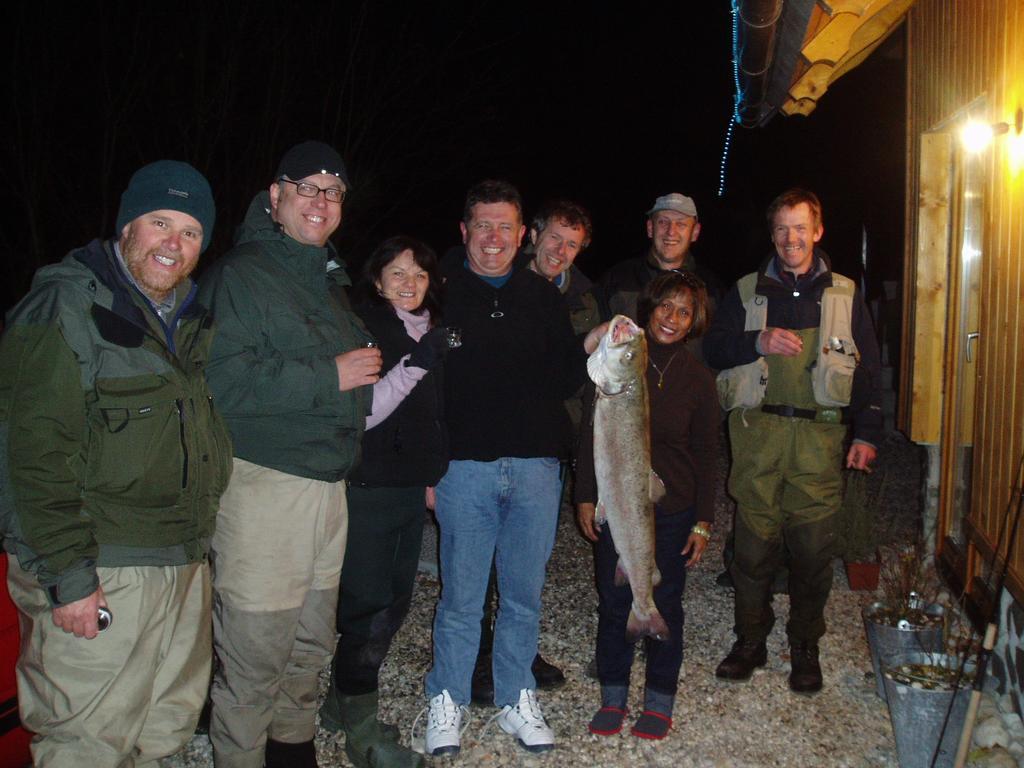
left=649, top=351, right=680, bottom=390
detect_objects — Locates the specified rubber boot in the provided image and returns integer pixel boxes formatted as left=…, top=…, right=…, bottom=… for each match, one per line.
left=319, top=681, right=345, bottom=733
left=330, top=690, right=424, bottom=768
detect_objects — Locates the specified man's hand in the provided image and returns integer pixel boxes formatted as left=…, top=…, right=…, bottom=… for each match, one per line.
left=425, top=486, right=436, bottom=511
left=52, top=587, right=107, bottom=639
left=336, top=347, right=383, bottom=392
left=584, top=322, right=609, bottom=355
left=846, top=442, right=877, bottom=471
left=758, top=327, right=803, bottom=357
left=577, top=502, right=600, bottom=542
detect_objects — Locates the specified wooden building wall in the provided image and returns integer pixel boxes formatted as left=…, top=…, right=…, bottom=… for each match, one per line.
left=902, top=0, right=1024, bottom=600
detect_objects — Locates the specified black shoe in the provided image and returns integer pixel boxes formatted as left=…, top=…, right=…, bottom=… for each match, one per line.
left=715, top=638, right=768, bottom=681
left=532, top=653, right=566, bottom=690
left=789, top=642, right=823, bottom=694
left=470, top=652, right=493, bottom=706
left=265, top=738, right=318, bottom=768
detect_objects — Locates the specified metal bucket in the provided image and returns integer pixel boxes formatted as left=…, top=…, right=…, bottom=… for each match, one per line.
left=863, top=602, right=945, bottom=699
left=882, top=652, right=975, bottom=768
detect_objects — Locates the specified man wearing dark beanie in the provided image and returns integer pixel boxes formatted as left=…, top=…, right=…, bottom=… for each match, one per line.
left=200, top=140, right=381, bottom=768
left=0, top=159, right=232, bottom=766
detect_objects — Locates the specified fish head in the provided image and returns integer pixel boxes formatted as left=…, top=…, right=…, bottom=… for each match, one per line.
left=587, top=314, right=647, bottom=394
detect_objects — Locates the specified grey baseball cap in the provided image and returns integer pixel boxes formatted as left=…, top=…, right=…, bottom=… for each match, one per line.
left=646, top=192, right=698, bottom=219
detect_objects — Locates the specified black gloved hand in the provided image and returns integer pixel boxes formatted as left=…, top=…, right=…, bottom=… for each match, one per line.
left=405, top=326, right=451, bottom=370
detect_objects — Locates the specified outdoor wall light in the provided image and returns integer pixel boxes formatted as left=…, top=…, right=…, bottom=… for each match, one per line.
left=961, top=107, right=1024, bottom=153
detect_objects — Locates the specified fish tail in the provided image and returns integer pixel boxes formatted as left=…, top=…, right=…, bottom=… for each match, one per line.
left=625, top=608, right=671, bottom=643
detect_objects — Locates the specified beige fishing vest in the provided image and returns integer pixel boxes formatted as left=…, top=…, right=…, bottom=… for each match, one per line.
left=716, top=271, right=859, bottom=411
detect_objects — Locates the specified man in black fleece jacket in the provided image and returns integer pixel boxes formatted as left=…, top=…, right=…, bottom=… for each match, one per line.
left=421, top=180, right=591, bottom=757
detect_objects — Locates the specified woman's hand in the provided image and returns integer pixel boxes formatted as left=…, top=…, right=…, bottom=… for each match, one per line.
left=577, top=502, right=600, bottom=542
left=425, top=486, right=436, bottom=511
left=682, top=526, right=711, bottom=568
left=407, top=327, right=451, bottom=371
left=583, top=322, right=609, bottom=355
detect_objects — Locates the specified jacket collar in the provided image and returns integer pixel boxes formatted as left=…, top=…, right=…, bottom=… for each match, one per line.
left=235, top=191, right=344, bottom=285
left=73, top=239, right=200, bottom=323
left=761, top=248, right=832, bottom=288
left=643, top=249, right=698, bottom=276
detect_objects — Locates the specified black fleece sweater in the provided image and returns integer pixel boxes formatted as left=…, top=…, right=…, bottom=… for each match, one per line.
left=348, top=303, right=448, bottom=488
left=440, top=262, right=589, bottom=461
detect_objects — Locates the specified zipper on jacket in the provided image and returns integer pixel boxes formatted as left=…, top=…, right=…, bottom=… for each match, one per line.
left=175, top=399, right=189, bottom=489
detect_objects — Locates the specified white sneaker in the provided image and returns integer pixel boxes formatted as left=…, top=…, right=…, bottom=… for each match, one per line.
left=496, top=688, right=554, bottom=752
left=424, top=690, right=466, bottom=756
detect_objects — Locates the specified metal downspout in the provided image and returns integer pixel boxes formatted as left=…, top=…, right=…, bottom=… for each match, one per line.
left=736, top=0, right=784, bottom=127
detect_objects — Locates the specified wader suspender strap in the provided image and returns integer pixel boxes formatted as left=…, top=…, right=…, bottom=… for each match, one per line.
left=715, top=273, right=768, bottom=411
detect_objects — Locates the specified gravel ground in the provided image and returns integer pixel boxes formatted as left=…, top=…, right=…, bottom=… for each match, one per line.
left=165, top=429, right=1015, bottom=767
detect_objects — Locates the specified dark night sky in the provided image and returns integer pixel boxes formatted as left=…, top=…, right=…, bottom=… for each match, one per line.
left=2, top=1, right=905, bottom=315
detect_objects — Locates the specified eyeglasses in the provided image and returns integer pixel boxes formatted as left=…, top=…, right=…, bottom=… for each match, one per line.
left=278, top=178, right=346, bottom=204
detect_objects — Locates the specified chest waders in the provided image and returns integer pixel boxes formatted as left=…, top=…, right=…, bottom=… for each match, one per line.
left=723, top=272, right=852, bottom=645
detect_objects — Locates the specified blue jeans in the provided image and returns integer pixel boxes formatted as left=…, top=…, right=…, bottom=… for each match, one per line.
left=426, top=457, right=561, bottom=707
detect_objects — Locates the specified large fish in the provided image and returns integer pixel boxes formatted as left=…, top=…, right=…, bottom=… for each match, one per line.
left=587, top=315, right=668, bottom=641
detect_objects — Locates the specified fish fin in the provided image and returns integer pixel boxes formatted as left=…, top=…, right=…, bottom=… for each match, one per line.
left=613, top=559, right=629, bottom=587
left=649, top=470, right=667, bottom=504
left=651, top=566, right=662, bottom=587
left=625, top=608, right=671, bottom=643
left=587, top=347, right=609, bottom=387
left=595, top=500, right=607, bottom=525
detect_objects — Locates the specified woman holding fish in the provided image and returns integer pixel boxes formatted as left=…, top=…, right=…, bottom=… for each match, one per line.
left=575, top=271, right=719, bottom=741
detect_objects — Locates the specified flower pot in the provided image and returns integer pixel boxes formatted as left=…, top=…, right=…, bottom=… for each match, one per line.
left=845, top=558, right=881, bottom=591
left=863, top=602, right=945, bottom=699
left=883, top=652, right=975, bottom=768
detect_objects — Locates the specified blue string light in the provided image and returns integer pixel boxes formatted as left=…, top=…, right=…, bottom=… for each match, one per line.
left=718, top=0, right=742, bottom=197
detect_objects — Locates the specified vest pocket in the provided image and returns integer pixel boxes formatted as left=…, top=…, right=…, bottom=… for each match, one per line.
left=813, top=348, right=856, bottom=407
left=716, top=358, right=768, bottom=410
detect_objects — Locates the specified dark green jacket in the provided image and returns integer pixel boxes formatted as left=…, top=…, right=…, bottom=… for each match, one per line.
left=0, top=239, right=233, bottom=606
left=198, top=192, right=372, bottom=481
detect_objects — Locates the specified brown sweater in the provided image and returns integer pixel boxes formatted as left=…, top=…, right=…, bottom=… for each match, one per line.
left=574, top=339, right=719, bottom=523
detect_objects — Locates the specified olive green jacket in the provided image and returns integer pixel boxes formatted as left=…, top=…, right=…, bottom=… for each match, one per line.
left=0, top=239, right=233, bottom=606
left=198, top=192, right=372, bottom=481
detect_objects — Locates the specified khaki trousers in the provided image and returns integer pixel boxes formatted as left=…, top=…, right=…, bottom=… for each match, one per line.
left=7, top=556, right=211, bottom=768
left=209, top=458, right=347, bottom=768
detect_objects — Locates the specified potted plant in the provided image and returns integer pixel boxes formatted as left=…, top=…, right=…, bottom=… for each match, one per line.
left=839, top=468, right=886, bottom=589
left=862, top=542, right=946, bottom=699
left=881, top=614, right=979, bottom=768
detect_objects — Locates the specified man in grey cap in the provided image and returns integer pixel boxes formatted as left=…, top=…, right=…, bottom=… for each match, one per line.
left=598, top=192, right=720, bottom=323
left=200, top=140, right=381, bottom=768
left=1, top=160, right=232, bottom=766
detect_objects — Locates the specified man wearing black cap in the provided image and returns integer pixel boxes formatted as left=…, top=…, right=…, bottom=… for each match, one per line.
left=200, top=140, right=381, bottom=768
left=0, top=160, right=232, bottom=765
